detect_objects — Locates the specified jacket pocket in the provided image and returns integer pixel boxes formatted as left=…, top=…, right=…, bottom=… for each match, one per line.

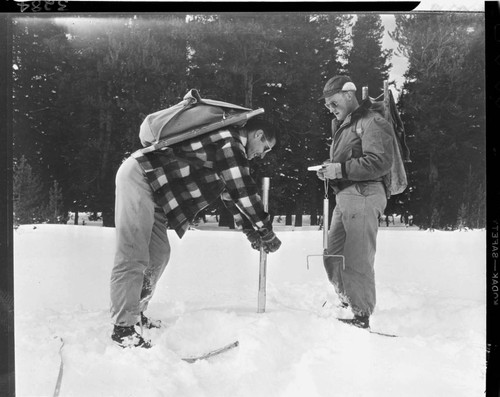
left=355, top=181, right=383, bottom=197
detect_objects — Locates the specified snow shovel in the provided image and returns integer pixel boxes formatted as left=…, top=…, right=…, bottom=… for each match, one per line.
left=306, top=176, right=345, bottom=270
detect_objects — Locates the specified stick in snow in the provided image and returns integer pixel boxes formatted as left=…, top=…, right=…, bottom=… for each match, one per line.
left=53, top=337, right=64, bottom=397
left=181, top=341, right=239, bottom=363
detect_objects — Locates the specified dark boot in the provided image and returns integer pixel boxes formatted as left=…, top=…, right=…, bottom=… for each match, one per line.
left=137, top=312, right=162, bottom=329
left=112, top=325, right=152, bottom=348
left=338, top=314, right=370, bottom=329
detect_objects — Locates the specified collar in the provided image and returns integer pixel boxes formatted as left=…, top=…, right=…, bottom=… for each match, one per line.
left=338, top=98, right=372, bottom=128
left=349, top=98, right=372, bottom=122
left=239, top=129, right=248, bottom=148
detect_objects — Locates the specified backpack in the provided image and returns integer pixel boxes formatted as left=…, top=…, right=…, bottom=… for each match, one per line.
left=370, top=89, right=411, bottom=197
left=139, top=89, right=264, bottom=153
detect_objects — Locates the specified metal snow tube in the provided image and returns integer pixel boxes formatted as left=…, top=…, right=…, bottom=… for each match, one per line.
left=257, top=177, right=270, bottom=313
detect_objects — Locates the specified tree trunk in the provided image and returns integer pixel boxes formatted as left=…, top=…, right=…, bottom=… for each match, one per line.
left=285, top=213, right=292, bottom=226
left=294, top=213, right=303, bottom=227
left=102, top=207, right=115, bottom=227
left=99, top=109, right=113, bottom=191
left=294, top=199, right=303, bottom=227
left=428, top=153, right=440, bottom=229
left=74, top=210, right=78, bottom=225
left=310, top=212, right=318, bottom=226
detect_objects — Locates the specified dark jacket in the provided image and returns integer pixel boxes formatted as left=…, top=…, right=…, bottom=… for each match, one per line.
left=329, top=99, right=394, bottom=195
left=132, top=128, right=269, bottom=238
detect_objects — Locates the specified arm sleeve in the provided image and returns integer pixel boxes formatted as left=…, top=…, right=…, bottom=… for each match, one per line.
left=342, top=116, right=394, bottom=181
left=220, top=190, right=255, bottom=230
left=215, top=139, right=270, bottom=229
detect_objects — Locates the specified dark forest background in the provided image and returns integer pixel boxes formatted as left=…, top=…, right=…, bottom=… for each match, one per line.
left=11, top=12, right=485, bottom=230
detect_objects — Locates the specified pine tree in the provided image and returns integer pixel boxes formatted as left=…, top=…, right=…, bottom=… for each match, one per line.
left=456, top=202, right=468, bottom=231
left=345, top=14, right=392, bottom=99
left=12, top=19, right=70, bottom=217
left=46, top=180, right=65, bottom=223
left=60, top=17, right=190, bottom=226
left=274, top=14, right=352, bottom=226
left=391, top=13, right=485, bottom=229
left=13, top=16, right=191, bottom=227
left=186, top=14, right=284, bottom=227
left=13, top=156, right=45, bottom=225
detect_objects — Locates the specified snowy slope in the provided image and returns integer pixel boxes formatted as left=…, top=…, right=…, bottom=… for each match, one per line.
left=13, top=225, right=486, bottom=397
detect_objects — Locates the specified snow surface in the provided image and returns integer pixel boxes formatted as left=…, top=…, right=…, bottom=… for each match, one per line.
left=14, top=224, right=486, bottom=397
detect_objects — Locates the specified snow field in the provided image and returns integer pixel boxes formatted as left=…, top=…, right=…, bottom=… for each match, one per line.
left=13, top=225, right=486, bottom=397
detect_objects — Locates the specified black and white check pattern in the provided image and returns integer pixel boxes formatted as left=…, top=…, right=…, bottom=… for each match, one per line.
left=132, top=128, right=269, bottom=238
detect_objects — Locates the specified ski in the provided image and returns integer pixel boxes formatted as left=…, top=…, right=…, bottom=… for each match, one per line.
left=368, top=330, right=398, bottom=338
left=181, top=341, right=239, bottom=363
left=336, top=318, right=398, bottom=338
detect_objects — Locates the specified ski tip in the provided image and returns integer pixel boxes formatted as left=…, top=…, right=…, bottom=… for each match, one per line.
left=369, top=330, right=398, bottom=338
left=336, top=318, right=398, bottom=337
left=181, top=340, right=240, bottom=364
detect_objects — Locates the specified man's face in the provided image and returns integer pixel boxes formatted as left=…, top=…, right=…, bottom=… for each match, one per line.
left=324, top=91, right=354, bottom=121
left=246, top=129, right=275, bottom=160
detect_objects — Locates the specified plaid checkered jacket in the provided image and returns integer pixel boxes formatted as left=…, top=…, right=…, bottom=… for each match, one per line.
left=131, top=128, right=269, bottom=238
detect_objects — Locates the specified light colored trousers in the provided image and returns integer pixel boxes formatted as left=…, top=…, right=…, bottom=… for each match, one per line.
left=110, top=156, right=170, bottom=326
left=324, top=182, right=387, bottom=317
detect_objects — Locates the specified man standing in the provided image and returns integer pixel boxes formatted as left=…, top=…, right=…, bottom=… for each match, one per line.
left=110, top=113, right=281, bottom=348
left=317, top=75, right=394, bottom=329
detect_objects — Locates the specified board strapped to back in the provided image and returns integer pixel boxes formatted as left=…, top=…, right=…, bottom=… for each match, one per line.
left=139, top=89, right=265, bottom=154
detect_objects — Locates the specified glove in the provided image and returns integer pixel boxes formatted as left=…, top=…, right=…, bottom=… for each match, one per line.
left=317, top=162, right=342, bottom=180
left=258, top=227, right=282, bottom=253
left=243, top=229, right=262, bottom=251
